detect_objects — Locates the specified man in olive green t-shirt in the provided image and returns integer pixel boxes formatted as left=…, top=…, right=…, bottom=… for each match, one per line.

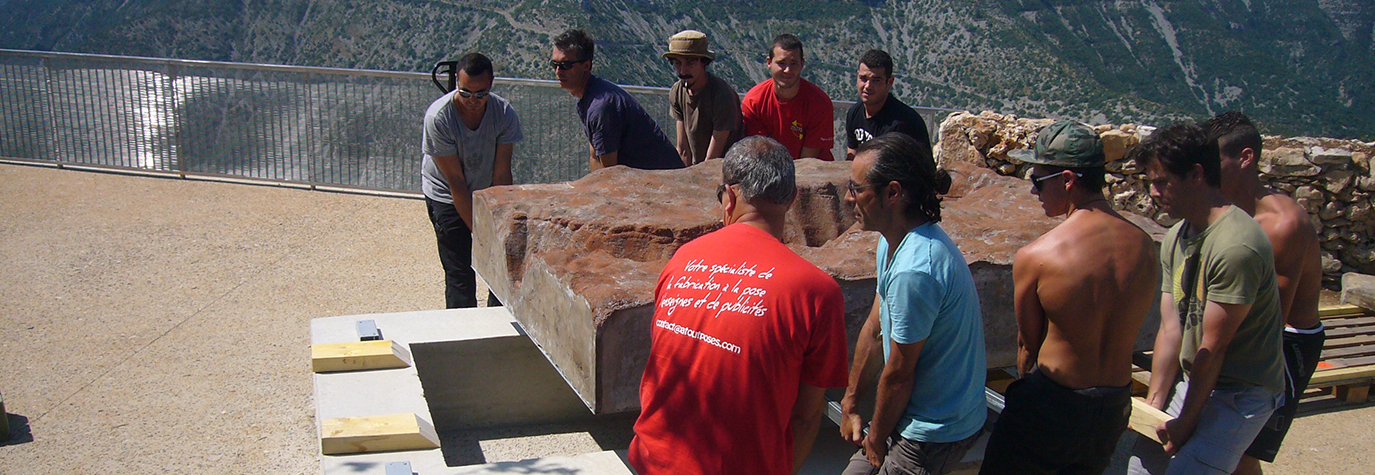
left=1127, top=123, right=1285, bottom=475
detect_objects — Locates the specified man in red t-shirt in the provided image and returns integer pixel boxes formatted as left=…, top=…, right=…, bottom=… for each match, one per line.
left=629, top=136, right=850, bottom=475
left=741, top=34, right=835, bottom=161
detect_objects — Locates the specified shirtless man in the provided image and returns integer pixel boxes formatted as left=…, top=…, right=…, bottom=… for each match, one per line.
left=980, top=121, right=1159, bottom=475
left=1209, top=111, right=1325, bottom=475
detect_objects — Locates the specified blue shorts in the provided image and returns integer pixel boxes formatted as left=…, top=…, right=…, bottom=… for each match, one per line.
left=1127, top=380, right=1283, bottom=475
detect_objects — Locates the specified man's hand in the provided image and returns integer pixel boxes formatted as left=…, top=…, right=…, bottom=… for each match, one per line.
left=862, top=431, right=887, bottom=467
left=839, top=411, right=864, bottom=446
left=1158, top=416, right=1197, bottom=455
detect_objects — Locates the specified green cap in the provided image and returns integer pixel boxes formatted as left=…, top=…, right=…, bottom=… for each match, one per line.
left=1008, top=121, right=1105, bottom=168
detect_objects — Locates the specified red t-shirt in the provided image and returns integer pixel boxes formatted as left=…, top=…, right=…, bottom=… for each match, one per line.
left=629, top=223, right=849, bottom=475
left=741, top=78, right=836, bottom=161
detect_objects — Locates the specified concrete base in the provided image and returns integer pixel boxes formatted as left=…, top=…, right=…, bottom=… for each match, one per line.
left=312, top=307, right=998, bottom=474
left=1343, top=272, right=1375, bottom=311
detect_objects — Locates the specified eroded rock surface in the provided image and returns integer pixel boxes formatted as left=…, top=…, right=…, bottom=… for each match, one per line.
left=473, top=159, right=1081, bottom=414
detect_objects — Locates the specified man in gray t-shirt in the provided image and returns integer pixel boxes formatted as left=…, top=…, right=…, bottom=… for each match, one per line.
left=421, top=53, right=523, bottom=308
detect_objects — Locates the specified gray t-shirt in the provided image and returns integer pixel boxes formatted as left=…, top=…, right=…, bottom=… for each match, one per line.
left=421, top=91, right=523, bottom=203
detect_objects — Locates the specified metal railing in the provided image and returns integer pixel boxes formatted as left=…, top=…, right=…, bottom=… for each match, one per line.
left=0, top=49, right=954, bottom=192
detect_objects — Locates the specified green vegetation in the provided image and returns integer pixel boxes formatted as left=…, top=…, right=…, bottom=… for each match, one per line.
left=1, top=0, right=1371, bottom=139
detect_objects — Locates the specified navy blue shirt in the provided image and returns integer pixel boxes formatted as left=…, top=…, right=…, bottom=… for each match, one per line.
left=577, top=76, right=683, bottom=170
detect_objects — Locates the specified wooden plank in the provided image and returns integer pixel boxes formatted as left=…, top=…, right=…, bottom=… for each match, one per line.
left=1321, top=316, right=1375, bottom=329
left=1309, top=365, right=1375, bottom=386
left=320, top=413, right=439, bottom=455
left=1323, top=325, right=1375, bottom=339
left=1130, top=397, right=1170, bottom=445
left=311, top=340, right=411, bottom=373
left=986, top=368, right=1016, bottom=395
left=1320, top=304, right=1369, bottom=319
left=1324, top=334, right=1375, bottom=349
left=1321, top=345, right=1375, bottom=360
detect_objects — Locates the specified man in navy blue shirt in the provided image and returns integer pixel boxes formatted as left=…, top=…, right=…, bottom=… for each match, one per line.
left=551, top=29, right=683, bottom=172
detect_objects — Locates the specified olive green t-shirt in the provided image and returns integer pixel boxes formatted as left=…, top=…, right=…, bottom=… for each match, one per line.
left=1160, top=206, right=1285, bottom=393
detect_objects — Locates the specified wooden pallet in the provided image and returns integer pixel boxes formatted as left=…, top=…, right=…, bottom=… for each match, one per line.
left=1310, top=304, right=1375, bottom=403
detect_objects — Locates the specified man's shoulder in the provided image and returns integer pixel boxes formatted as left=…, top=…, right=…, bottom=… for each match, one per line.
left=425, top=91, right=456, bottom=121
left=845, top=101, right=865, bottom=124
left=743, top=79, right=773, bottom=102
left=706, top=73, right=739, bottom=97
left=1255, top=193, right=1315, bottom=241
left=797, top=79, right=831, bottom=102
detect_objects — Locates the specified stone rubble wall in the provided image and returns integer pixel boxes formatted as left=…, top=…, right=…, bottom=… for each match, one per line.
left=936, top=111, right=1375, bottom=283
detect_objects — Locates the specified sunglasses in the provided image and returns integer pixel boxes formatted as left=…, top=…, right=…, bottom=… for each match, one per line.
left=550, top=59, right=588, bottom=71
left=456, top=89, right=490, bottom=99
left=1030, top=171, right=1082, bottom=191
left=847, top=181, right=878, bottom=195
left=716, top=183, right=731, bottom=202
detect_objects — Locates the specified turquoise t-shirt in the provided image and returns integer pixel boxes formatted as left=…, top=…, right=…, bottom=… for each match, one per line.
left=876, top=222, right=987, bottom=443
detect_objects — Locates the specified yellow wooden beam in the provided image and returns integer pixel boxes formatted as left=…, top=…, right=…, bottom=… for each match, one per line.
left=1309, top=365, right=1375, bottom=386
left=1319, top=304, right=1368, bottom=319
left=1130, top=397, right=1170, bottom=444
left=311, top=340, right=411, bottom=373
left=320, top=413, right=439, bottom=455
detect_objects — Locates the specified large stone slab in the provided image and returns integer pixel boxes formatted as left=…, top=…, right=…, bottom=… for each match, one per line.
left=472, top=159, right=1121, bottom=414
left=1343, top=273, right=1375, bottom=312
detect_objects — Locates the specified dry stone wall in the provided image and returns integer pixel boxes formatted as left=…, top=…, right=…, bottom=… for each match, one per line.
left=937, top=111, right=1375, bottom=282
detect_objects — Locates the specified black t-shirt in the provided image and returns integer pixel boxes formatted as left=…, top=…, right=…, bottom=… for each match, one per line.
left=845, top=95, right=931, bottom=154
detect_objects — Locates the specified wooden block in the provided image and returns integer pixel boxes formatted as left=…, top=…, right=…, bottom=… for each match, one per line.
left=311, top=340, right=411, bottom=373
left=1319, top=304, right=1368, bottom=319
left=1130, top=397, right=1170, bottom=445
left=320, top=413, right=440, bottom=455
left=1309, top=365, right=1375, bottom=386
left=1334, top=385, right=1370, bottom=403
left=985, top=368, right=1017, bottom=395
left=1343, top=273, right=1375, bottom=313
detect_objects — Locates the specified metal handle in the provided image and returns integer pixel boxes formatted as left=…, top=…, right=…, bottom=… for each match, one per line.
left=430, top=61, right=458, bottom=94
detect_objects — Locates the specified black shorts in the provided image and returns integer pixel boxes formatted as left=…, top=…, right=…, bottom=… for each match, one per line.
left=979, top=369, right=1131, bottom=475
left=1244, top=324, right=1326, bottom=462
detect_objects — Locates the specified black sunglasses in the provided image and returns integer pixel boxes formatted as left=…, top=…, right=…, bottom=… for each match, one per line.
left=550, top=59, right=588, bottom=71
left=457, top=89, right=490, bottom=99
left=1030, top=171, right=1082, bottom=191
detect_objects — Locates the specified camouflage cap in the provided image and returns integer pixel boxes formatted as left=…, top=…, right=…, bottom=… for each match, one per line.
left=1008, top=121, right=1105, bottom=168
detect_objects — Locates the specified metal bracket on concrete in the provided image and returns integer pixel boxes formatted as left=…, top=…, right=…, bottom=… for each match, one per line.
left=384, top=461, right=413, bottom=475
left=357, top=319, right=382, bottom=341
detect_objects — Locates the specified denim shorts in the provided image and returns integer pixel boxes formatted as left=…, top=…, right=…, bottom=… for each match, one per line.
left=1127, top=380, right=1283, bottom=475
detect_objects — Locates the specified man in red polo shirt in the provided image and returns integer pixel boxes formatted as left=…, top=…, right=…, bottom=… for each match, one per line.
left=741, top=34, right=835, bottom=161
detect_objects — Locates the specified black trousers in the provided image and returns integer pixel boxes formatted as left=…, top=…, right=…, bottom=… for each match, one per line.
left=426, top=197, right=477, bottom=308
left=980, top=369, right=1131, bottom=475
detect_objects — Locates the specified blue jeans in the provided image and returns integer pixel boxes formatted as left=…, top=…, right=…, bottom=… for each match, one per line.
left=1128, top=380, right=1283, bottom=475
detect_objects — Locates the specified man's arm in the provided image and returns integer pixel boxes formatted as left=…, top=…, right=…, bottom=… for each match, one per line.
left=845, top=148, right=857, bottom=161
left=840, top=296, right=883, bottom=445
left=790, top=382, right=828, bottom=475
left=799, top=146, right=824, bottom=160
left=675, top=120, right=692, bottom=166
left=590, top=149, right=619, bottom=170
left=1266, top=214, right=1321, bottom=326
left=492, top=143, right=514, bottom=187
left=704, top=129, right=733, bottom=161
left=1013, top=247, right=1046, bottom=377
left=430, top=154, right=473, bottom=228
left=1159, top=300, right=1251, bottom=454
left=1146, top=293, right=1183, bottom=411
left=864, top=336, right=925, bottom=467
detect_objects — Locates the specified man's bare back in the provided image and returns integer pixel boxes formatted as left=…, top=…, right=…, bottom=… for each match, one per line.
left=1252, top=191, right=1322, bottom=330
left=1014, top=204, right=1159, bottom=389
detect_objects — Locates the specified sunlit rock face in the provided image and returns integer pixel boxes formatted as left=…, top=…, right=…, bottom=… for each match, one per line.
left=473, top=159, right=1111, bottom=414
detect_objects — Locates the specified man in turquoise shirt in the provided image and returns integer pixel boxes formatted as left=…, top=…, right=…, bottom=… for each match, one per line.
left=840, top=133, right=987, bottom=475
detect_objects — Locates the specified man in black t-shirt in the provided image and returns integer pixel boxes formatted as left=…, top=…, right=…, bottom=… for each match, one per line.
left=844, top=49, right=931, bottom=160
